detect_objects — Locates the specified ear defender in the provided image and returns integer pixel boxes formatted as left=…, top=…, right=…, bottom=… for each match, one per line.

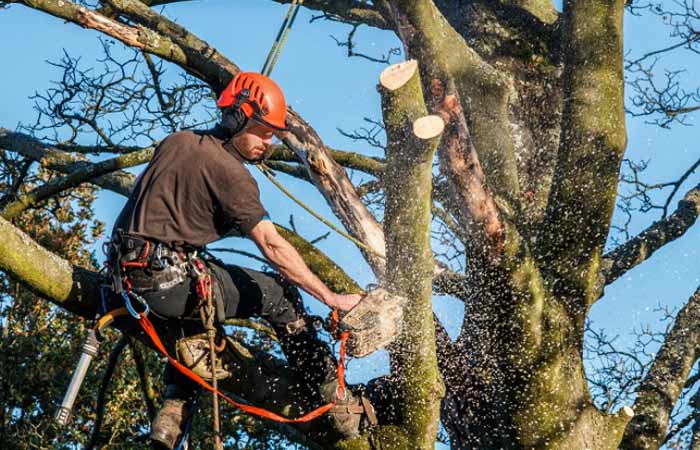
left=220, top=107, right=248, bottom=137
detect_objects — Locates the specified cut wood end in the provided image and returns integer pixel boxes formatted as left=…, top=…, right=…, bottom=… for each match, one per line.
left=621, top=406, right=634, bottom=418
left=380, top=60, right=418, bottom=91
left=413, top=115, right=445, bottom=140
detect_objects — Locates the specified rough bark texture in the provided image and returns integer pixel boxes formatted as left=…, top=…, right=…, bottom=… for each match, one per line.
left=380, top=60, right=445, bottom=449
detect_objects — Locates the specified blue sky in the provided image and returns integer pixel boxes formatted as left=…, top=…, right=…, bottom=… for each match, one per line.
left=1, top=0, right=700, bottom=445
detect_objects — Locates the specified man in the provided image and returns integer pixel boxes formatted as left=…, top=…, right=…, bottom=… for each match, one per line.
left=110, top=72, right=369, bottom=449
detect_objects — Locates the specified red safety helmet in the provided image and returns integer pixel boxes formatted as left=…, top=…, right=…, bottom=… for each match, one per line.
left=217, top=72, right=288, bottom=131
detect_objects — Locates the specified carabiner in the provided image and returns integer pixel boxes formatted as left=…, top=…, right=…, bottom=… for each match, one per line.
left=121, top=291, right=150, bottom=319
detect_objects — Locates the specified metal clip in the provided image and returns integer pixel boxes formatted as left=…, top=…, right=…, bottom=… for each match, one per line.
left=122, top=291, right=150, bottom=318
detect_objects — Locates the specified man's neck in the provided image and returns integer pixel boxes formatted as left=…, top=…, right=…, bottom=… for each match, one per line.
left=211, top=125, right=247, bottom=163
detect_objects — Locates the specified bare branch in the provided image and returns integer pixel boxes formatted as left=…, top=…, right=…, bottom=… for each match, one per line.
left=626, top=62, right=700, bottom=128
left=1, top=147, right=153, bottom=219
left=330, top=23, right=401, bottom=64
left=0, top=128, right=138, bottom=196
left=268, top=143, right=385, bottom=177
left=271, top=0, right=392, bottom=30
left=600, top=182, right=700, bottom=291
left=621, top=286, right=700, bottom=449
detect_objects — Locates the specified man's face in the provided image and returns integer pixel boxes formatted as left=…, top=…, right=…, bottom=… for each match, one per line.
left=231, top=120, right=275, bottom=161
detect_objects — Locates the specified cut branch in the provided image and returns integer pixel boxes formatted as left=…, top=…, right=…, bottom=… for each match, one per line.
left=380, top=59, right=445, bottom=448
left=389, top=0, right=521, bottom=207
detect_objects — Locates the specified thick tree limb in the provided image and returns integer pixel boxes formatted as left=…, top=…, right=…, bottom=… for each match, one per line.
left=102, top=0, right=237, bottom=91
left=280, top=110, right=387, bottom=278
left=381, top=59, right=445, bottom=449
left=599, top=183, right=700, bottom=292
left=620, top=286, right=700, bottom=449
left=537, top=0, right=627, bottom=306
left=0, top=215, right=97, bottom=316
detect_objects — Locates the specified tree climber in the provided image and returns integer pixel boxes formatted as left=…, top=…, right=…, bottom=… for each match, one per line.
left=108, top=72, right=372, bottom=449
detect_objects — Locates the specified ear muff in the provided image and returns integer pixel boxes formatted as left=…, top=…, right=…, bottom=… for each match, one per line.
left=220, top=107, right=248, bottom=137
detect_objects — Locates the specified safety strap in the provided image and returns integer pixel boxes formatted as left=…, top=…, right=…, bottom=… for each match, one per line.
left=135, top=311, right=350, bottom=423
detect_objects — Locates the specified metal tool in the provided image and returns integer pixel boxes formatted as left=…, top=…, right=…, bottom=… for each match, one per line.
left=55, top=329, right=101, bottom=426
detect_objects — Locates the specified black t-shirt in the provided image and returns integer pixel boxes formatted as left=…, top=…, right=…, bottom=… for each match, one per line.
left=114, top=128, right=269, bottom=248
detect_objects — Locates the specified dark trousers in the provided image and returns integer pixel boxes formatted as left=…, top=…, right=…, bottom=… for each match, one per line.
left=143, top=260, right=338, bottom=399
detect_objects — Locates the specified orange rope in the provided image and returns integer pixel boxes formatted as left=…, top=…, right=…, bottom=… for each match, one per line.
left=136, top=312, right=350, bottom=423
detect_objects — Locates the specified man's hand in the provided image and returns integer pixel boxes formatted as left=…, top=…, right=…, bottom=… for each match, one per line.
left=327, top=293, right=364, bottom=312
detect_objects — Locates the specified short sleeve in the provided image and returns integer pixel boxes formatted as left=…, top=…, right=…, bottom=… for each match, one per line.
left=204, top=159, right=270, bottom=236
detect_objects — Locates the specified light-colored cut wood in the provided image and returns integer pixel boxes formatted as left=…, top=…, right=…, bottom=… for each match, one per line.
left=379, top=60, right=419, bottom=91
left=413, top=115, right=445, bottom=140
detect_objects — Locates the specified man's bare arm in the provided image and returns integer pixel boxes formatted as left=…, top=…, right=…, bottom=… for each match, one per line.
left=249, top=220, right=361, bottom=311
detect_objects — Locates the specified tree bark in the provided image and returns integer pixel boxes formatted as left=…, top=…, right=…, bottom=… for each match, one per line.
left=380, top=59, right=445, bottom=449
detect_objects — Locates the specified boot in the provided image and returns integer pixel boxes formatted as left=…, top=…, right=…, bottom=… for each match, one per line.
left=320, top=379, right=378, bottom=439
left=175, top=332, right=230, bottom=381
left=149, top=385, right=195, bottom=450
